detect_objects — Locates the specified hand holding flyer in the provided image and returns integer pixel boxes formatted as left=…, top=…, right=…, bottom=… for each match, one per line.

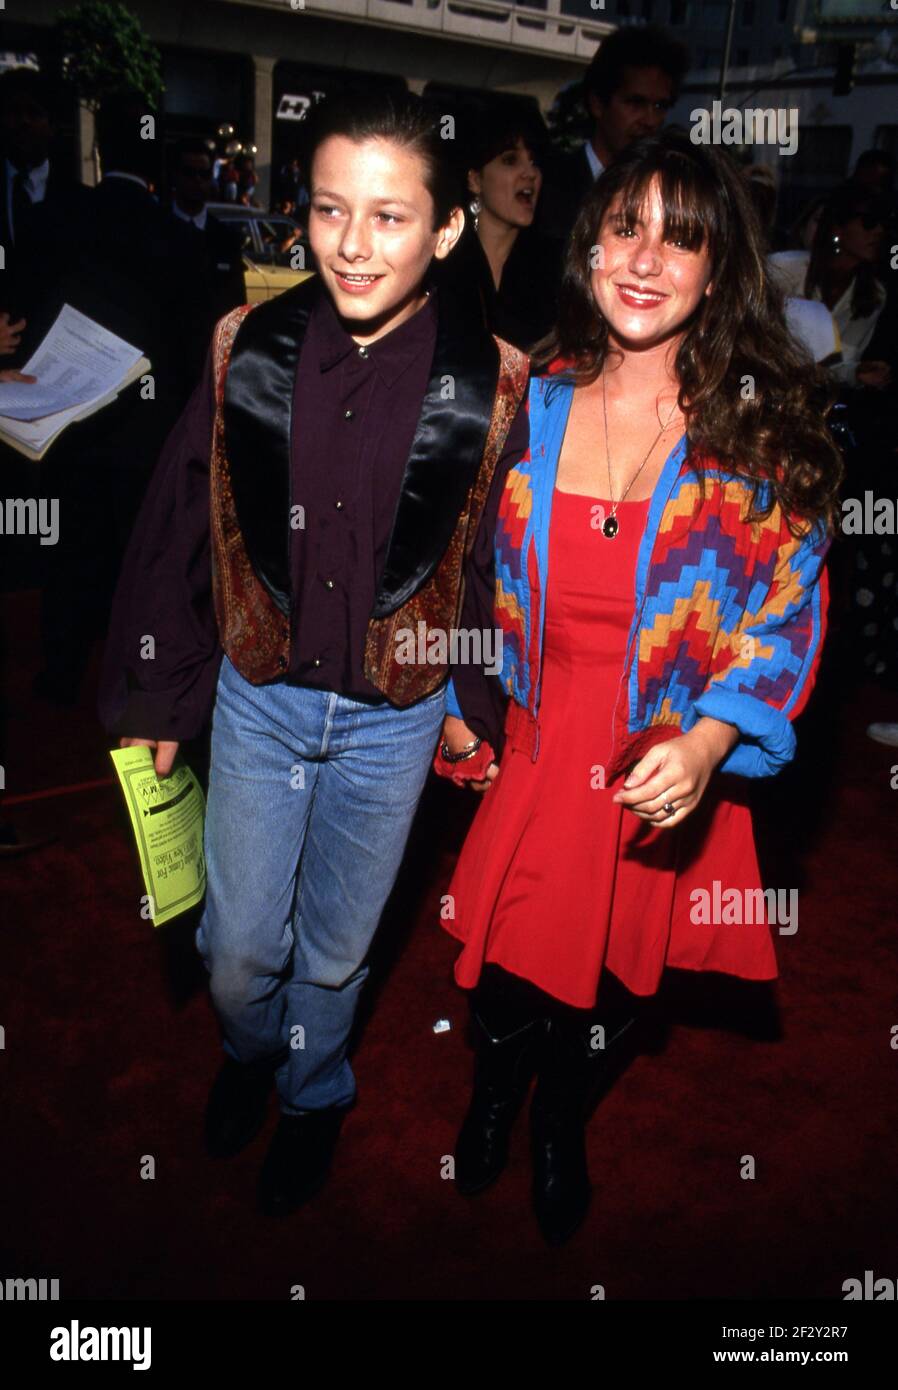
left=110, top=745, right=206, bottom=926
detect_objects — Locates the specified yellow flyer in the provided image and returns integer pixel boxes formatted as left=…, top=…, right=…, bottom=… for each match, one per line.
left=110, top=746, right=207, bottom=926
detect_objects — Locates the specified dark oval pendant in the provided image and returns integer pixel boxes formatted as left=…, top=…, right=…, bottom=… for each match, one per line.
left=602, top=514, right=619, bottom=539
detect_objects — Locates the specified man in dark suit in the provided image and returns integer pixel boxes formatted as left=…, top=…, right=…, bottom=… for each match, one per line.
left=541, top=25, right=690, bottom=248
left=0, top=66, right=94, bottom=366
left=167, top=138, right=246, bottom=384
left=0, top=66, right=93, bottom=847
left=32, top=91, right=202, bottom=704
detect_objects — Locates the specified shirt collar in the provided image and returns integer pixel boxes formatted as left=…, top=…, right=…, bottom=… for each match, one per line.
left=583, top=140, right=604, bottom=182
left=316, top=286, right=438, bottom=387
left=172, top=200, right=208, bottom=231
left=7, top=156, right=50, bottom=200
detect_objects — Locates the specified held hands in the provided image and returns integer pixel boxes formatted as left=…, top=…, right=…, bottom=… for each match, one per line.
left=612, top=717, right=739, bottom=828
left=119, top=736, right=180, bottom=778
left=441, top=715, right=499, bottom=793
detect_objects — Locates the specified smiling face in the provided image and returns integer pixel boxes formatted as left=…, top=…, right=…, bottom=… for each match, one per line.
left=589, top=176, right=714, bottom=351
left=309, top=134, right=463, bottom=342
left=468, top=139, right=542, bottom=230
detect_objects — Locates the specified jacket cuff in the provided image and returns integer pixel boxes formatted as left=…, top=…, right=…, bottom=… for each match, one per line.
left=106, top=687, right=204, bottom=744
left=433, top=739, right=496, bottom=786
left=444, top=677, right=464, bottom=721
left=687, top=685, right=796, bottom=778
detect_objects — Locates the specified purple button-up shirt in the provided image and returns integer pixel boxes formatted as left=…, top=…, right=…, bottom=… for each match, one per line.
left=98, top=285, right=528, bottom=744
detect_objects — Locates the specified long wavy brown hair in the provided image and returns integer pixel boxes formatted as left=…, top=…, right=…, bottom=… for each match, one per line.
left=531, top=128, right=843, bottom=534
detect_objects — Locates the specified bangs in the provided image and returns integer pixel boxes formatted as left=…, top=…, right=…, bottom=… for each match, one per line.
left=607, top=154, right=723, bottom=255
left=470, top=122, right=548, bottom=171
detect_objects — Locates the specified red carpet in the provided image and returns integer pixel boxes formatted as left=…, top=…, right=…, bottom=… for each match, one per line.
left=2, top=588, right=897, bottom=1300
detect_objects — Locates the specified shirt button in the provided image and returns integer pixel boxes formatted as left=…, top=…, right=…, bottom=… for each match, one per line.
left=313, top=657, right=321, bottom=668
left=357, top=345, right=368, bottom=358
left=344, top=409, right=354, bottom=420
left=324, top=579, right=334, bottom=590
left=334, top=499, right=344, bottom=510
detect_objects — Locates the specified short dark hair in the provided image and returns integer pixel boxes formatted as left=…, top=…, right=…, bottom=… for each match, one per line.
left=301, top=88, right=463, bottom=229
left=174, top=137, right=212, bottom=169
left=585, top=24, right=690, bottom=104
left=0, top=65, right=56, bottom=122
left=853, top=148, right=893, bottom=177
left=807, top=183, right=890, bottom=319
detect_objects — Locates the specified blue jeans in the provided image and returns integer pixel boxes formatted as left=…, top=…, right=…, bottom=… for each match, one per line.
left=196, top=655, right=446, bottom=1114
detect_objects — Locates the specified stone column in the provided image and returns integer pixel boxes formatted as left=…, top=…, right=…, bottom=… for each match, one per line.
left=251, top=54, right=277, bottom=210
left=77, top=103, right=98, bottom=186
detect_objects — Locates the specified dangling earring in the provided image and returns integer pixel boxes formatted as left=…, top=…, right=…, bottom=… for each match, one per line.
left=832, top=232, right=841, bottom=255
left=469, top=195, right=481, bottom=232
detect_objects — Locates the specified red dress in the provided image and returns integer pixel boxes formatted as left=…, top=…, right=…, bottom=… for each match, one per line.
left=442, top=488, right=778, bottom=1008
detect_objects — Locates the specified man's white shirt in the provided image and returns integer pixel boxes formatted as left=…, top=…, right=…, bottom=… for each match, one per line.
left=5, top=156, right=50, bottom=242
left=172, top=201, right=208, bottom=232
left=583, top=141, right=605, bottom=183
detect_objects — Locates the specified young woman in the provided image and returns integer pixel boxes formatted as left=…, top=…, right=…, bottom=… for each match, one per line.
left=434, top=128, right=843, bottom=1246
left=770, top=184, right=890, bottom=389
left=435, top=107, right=563, bottom=351
left=98, top=91, right=529, bottom=1217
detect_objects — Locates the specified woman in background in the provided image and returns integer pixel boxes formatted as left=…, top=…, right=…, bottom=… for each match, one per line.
left=434, top=106, right=563, bottom=351
left=769, top=184, right=890, bottom=390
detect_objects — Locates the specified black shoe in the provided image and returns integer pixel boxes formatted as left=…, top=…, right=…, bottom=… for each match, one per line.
left=257, top=1109, right=344, bottom=1217
left=455, top=1007, right=545, bottom=1197
left=530, top=1077, right=592, bottom=1247
left=0, top=820, right=57, bottom=857
left=204, top=1056, right=274, bottom=1158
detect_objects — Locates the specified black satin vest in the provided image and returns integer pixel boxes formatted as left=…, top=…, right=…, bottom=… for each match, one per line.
left=222, top=275, right=500, bottom=620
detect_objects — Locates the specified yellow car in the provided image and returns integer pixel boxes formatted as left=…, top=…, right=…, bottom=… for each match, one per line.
left=208, top=204, right=315, bottom=303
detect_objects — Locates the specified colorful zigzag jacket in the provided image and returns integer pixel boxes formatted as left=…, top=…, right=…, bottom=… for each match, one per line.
left=447, top=371, right=831, bottom=783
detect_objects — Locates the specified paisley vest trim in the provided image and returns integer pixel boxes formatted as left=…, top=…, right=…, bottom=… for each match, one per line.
left=209, top=292, right=528, bottom=706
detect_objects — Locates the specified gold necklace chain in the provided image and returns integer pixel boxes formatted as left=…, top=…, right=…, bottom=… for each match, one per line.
left=600, top=372, right=680, bottom=539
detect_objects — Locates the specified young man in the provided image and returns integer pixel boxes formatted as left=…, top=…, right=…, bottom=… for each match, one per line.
left=98, top=92, right=529, bottom=1216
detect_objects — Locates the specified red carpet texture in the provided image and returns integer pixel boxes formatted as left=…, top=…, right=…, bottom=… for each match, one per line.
left=2, top=588, right=897, bottom=1301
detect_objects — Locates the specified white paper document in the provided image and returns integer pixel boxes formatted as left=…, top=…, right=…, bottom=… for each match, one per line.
left=0, top=304, right=145, bottom=421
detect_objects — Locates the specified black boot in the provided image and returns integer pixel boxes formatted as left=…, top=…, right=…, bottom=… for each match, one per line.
left=257, top=1108, right=345, bottom=1217
left=530, top=983, right=638, bottom=1246
left=204, top=1056, right=275, bottom=1158
left=455, top=967, right=548, bottom=1196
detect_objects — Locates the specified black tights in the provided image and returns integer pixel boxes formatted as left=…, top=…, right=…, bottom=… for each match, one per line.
left=472, top=962, right=640, bottom=1049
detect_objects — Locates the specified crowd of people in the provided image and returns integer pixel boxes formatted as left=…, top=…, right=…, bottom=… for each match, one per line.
left=1, top=24, right=896, bottom=1248
left=0, top=74, right=247, bottom=751
left=211, top=148, right=259, bottom=206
